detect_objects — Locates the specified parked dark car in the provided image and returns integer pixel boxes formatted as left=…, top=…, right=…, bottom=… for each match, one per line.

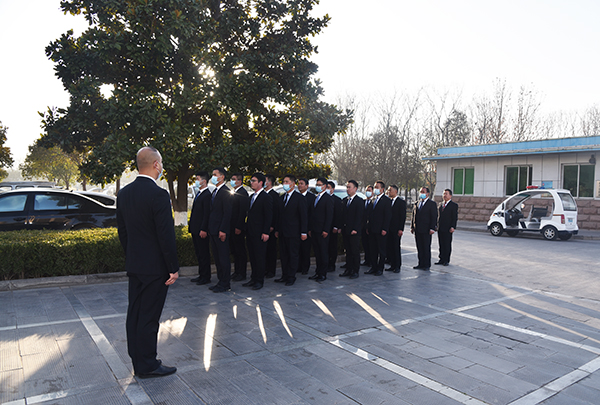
left=75, top=191, right=117, bottom=206
left=0, top=188, right=117, bottom=231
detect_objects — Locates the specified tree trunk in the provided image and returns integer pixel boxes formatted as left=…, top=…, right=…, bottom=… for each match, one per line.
left=116, top=178, right=121, bottom=194
left=168, top=167, right=193, bottom=226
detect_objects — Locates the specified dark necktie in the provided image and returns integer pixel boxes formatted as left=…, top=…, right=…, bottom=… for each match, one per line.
left=284, top=193, right=289, bottom=206
left=211, top=188, right=217, bottom=203
left=347, top=197, right=352, bottom=207
left=251, top=192, right=257, bottom=208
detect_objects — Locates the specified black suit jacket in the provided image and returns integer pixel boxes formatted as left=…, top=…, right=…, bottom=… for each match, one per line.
left=389, top=197, right=407, bottom=234
left=208, top=184, right=232, bottom=235
left=342, top=195, right=364, bottom=235
left=331, top=194, right=344, bottom=231
left=279, top=191, right=308, bottom=238
left=411, top=199, right=438, bottom=234
left=368, top=195, right=392, bottom=234
left=268, top=189, right=283, bottom=230
left=438, top=200, right=458, bottom=232
left=246, top=190, right=273, bottom=237
left=117, top=176, right=179, bottom=276
left=310, top=192, right=333, bottom=235
left=231, top=186, right=249, bottom=231
left=188, top=187, right=211, bottom=235
left=303, top=192, right=316, bottom=222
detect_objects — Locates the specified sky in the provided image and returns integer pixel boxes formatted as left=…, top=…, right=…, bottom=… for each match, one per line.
left=1, top=0, right=599, bottom=165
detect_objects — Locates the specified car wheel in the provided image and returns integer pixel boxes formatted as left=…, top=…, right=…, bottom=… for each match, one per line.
left=559, top=233, right=572, bottom=241
left=489, top=222, right=504, bottom=237
left=542, top=226, right=558, bottom=241
left=506, top=230, right=519, bottom=237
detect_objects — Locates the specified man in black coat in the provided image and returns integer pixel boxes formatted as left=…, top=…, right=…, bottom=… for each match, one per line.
left=361, top=185, right=374, bottom=267
left=276, top=174, right=308, bottom=286
left=366, top=181, right=392, bottom=276
left=242, top=173, right=272, bottom=290
left=117, top=146, right=178, bottom=378
left=230, top=173, right=249, bottom=281
left=436, top=188, right=458, bottom=266
left=340, top=180, right=363, bottom=279
left=208, top=167, right=232, bottom=292
left=264, top=174, right=282, bottom=278
left=188, top=171, right=212, bottom=285
left=411, top=186, right=438, bottom=270
left=309, top=177, right=333, bottom=282
left=386, top=185, right=407, bottom=273
left=326, top=181, right=344, bottom=273
left=298, top=178, right=315, bottom=275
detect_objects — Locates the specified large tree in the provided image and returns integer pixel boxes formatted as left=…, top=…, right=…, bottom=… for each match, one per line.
left=19, top=144, right=79, bottom=189
left=40, top=0, right=350, bottom=223
left=0, top=121, right=14, bottom=181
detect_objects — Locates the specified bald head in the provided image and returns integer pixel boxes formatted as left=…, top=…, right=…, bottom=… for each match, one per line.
left=136, top=146, right=162, bottom=178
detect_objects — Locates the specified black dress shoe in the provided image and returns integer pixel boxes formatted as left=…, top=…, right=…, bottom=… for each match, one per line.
left=231, top=274, right=246, bottom=282
left=349, top=273, right=359, bottom=279
left=339, top=271, right=351, bottom=277
left=137, top=364, right=177, bottom=379
left=434, top=261, right=444, bottom=265
left=314, top=275, right=326, bottom=282
left=251, top=283, right=263, bottom=290
left=285, top=279, right=296, bottom=286
left=365, top=268, right=376, bottom=274
left=384, top=267, right=393, bottom=271
left=196, top=279, right=211, bottom=285
left=190, top=277, right=200, bottom=283
left=421, top=267, right=430, bottom=271
left=361, top=262, right=371, bottom=267
left=393, top=269, right=401, bottom=273
left=308, top=274, right=319, bottom=280
left=340, top=263, right=347, bottom=268
left=413, top=265, right=424, bottom=269
left=373, top=271, right=383, bottom=276
left=242, top=280, right=255, bottom=287
left=443, top=263, right=449, bottom=266
left=274, top=278, right=286, bottom=283
left=265, top=273, right=275, bottom=279
left=301, top=271, right=308, bottom=275
left=327, top=267, right=336, bottom=272
left=212, top=285, right=231, bottom=293
left=208, top=284, right=217, bottom=290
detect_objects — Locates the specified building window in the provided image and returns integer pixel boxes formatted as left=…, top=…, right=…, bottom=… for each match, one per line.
left=563, top=164, right=595, bottom=197
left=505, top=166, right=532, bottom=195
left=453, top=168, right=474, bottom=195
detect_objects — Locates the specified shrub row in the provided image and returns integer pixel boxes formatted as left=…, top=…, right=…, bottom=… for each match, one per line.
left=0, top=227, right=196, bottom=280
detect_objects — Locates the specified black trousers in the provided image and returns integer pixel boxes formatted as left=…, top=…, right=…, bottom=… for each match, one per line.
left=438, top=230, right=453, bottom=263
left=265, top=230, right=278, bottom=277
left=191, top=233, right=211, bottom=282
left=126, top=273, right=168, bottom=374
left=343, top=232, right=361, bottom=275
left=299, top=236, right=312, bottom=274
left=415, top=232, right=432, bottom=268
left=312, top=232, right=330, bottom=277
left=328, top=232, right=338, bottom=270
left=386, top=232, right=402, bottom=270
left=247, top=236, right=268, bottom=285
left=230, top=231, right=247, bottom=277
left=210, top=234, right=231, bottom=288
left=280, top=236, right=300, bottom=282
left=369, top=231, right=387, bottom=271
left=361, top=229, right=371, bottom=265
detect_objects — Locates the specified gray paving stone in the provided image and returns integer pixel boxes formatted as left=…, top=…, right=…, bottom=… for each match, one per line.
left=247, top=354, right=312, bottom=386
left=179, top=367, right=259, bottom=405
left=293, top=356, right=364, bottom=389
left=304, top=342, right=366, bottom=368
left=460, top=364, right=537, bottom=394
left=559, top=382, right=600, bottom=404
left=75, top=385, right=130, bottom=405
left=429, top=354, right=475, bottom=371
left=139, top=373, right=206, bottom=404
left=579, top=370, right=600, bottom=390
left=540, top=391, right=597, bottom=405
left=337, top=381, right=411, bottom=405
left=399, top=384, right=463, bottom=405
left=452, top=347, right=522, bottom=373
left=288, top=376, right=360, bottom=405
left=342, top=360, right=418, bottom=395
left=467, top=382, right=521, bottom=405
left=0, top=368, right=24, bottom=403
left=508, top=364, right=567, bottom=386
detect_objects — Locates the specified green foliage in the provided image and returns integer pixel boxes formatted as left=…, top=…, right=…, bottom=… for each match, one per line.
left=40, top=0, right=350, bottom=212
left=0, top=121, right=14, bottom=181
left=0, top=226, right=196, bottom=280
left=19, top=144, right=80, bottom=189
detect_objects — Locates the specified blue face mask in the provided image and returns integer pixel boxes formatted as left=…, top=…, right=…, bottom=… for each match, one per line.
left=420, top=193, right=427, bottom=200
left=373, top=188, right=380, bottom=196
left=194, top=180, right=200, bottom=188
left=315, top=185, right=323, bottom=193
left=230, top=180, right=237, bottom=188
left=365, top=191, right=372, bottom=198
left=283, top=184, right=291, bottom=192
left=210, top=175, right=218, bottom=185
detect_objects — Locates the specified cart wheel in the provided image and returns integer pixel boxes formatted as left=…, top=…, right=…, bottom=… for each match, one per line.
left=489, top=222, right=504, bottom=237
left=542, top=226, right=558, bottom=241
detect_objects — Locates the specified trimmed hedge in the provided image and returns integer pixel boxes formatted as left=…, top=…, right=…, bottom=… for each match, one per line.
left=0, top=227, right=196, bottom=280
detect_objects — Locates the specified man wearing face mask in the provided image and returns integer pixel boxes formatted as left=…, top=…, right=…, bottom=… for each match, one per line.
left=117, top=146, right=179, bottom=378
left=385, top=185, right=407, bottom=273
left=326, top=181, right=343, bottom=273
left=410, top=186, right=438, bottom=270
left=264, top=174, right=282, bottom=278
left=298, top=178, right=315, bottom=275
left=361, top=185, right=374, bottom=267
left=229, top=173, right=249, bottom=282
left=366, top=181, right=392, bottom=276
left=309, top=177, right=333, bottom=282
left=208, top=167, right=233, bottom=292
left=189, top=171, right=212, bottom=285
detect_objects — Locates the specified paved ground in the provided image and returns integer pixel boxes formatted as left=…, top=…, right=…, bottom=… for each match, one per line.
left=1, top=225, right=600, bottom=405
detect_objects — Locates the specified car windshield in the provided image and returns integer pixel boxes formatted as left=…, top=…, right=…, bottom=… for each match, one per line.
left=558, top=192, right=577, bottom=211
left=505, top=194, right=531, bottom=210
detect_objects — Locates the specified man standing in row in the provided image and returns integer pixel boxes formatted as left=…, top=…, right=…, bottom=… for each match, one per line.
left=411, top=186, right=437, bottom=271
left=361, top=185, right=374, bottom=267
left=189, top=171, right=212, bottom=285
left=340, top=180, right=363, bottom=279
left=276, top=174, right=308, bottom=286
left=327, top=181, right=344, bottom=273
left=208, top=167, right=232, bottom=292
left=230, top=173, right=249, bottom=282
left=298, top=178, right=315, bottom=275
left=242, top=173, right=272, bottom=290
left=436, top=188, right=458, bottom=266
left=366, top=181, right=392, bottom=276
left=386, top=185, right=407, bottom=273
left=117, top=146, right=179, bottom=378
left=265, top=174, right=282, bottom=278
left=309, top=177, right=333, bottom=282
